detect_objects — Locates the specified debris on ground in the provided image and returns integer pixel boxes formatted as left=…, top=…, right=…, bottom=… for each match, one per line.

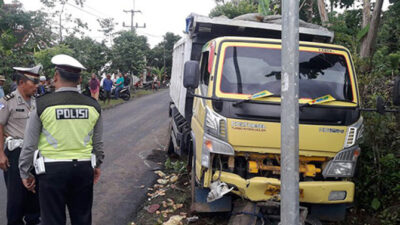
left=162, top=215, right=185, bottom=225
left=186, top=216, right=199, bottom=223
left=132, top=157, right=228, bottom=225
left=146, top=204, right=160, bottom=214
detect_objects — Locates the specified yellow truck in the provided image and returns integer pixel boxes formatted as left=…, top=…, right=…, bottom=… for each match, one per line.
left=168, top=14, right=400, bottom=223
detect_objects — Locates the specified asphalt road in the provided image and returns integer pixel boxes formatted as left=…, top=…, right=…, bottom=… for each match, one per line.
left=0, top=89, right=171, bottom=225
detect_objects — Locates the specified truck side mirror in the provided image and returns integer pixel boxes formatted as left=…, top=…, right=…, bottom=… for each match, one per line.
left=183, top=61, right=200, bottom=89
left=393, top=76, right=400, bottom=106
left=376, top=96, right=386, bottom=115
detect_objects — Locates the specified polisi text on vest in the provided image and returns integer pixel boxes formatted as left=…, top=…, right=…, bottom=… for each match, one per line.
left=55, top=108, right=89, bottom=120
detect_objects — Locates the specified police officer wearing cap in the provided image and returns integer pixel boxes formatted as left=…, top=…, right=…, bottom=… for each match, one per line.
left=19, top=54, right=104, bottom=225
left=0, top=65, right=42, bottom=225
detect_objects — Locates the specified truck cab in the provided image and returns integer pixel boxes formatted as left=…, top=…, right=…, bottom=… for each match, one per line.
left=189, top=36, right=362, bottom=220
left=169, top=14, right=363, bottom=221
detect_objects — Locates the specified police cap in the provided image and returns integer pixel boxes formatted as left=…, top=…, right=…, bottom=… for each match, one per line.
left=13, top=65, right=42, bottom=84
left=51, top=54, right=86, bottom=74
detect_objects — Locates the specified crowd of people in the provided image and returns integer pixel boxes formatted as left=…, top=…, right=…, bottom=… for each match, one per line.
left=0, top=71, right=136, bottom=106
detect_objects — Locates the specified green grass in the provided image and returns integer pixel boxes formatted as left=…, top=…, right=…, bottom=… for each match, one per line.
left=99, top=89, right=155, bottom=109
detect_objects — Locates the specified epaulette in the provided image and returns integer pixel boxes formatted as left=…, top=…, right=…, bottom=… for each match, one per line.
left=3, top=93, right=15, bottom=101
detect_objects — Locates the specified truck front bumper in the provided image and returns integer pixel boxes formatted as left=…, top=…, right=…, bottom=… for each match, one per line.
left=212, top=171, right=354, bottom=204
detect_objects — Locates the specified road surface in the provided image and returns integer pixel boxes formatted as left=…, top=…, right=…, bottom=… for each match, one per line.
left=0, top=89, right=171, bottom=225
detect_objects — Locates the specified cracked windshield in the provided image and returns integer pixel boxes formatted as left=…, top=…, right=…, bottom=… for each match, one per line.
left=221, top=46, right=353, bottom=101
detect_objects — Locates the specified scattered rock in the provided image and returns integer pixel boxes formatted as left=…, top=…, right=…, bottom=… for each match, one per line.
left=186, top=216, right=199, bottom=223
left=155, top=170, right=166, bottom=178
left=170, top=175, right=178, bottom=183
left=146, top=204, right=160, bottom=213
left=163, top=215, right=184, bottom=225
left=157, top=179, right=169, bottom=185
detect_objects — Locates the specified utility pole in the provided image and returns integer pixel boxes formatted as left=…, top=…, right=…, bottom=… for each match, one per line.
left=280, top=0, right=300, bottom=225
left=123, top=0, right=146, bottom=31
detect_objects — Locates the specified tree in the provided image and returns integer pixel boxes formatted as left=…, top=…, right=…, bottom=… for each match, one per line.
left=33, top=45, right=74, bottom=77
left=360, top=0, right=384, bottom=58
left=97, top=18, right=118, bottom=45
left=0, top=2, right=54, bottom=78
left=39, top=0, right=88, bottom=43
left=317, top=0, right=329, bottom=26
left=148, top=32, right=180, bottom=76
left=209, top=0, right=258, bottom=18
left=63, top=35, right=109, bottom=74
left=110, top=31, right=149, bottom=75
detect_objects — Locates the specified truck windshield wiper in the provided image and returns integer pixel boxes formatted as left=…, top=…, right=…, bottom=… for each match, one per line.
left=300, top=94, right=353, bottom=108
left=233, top=89, right=278, bottom=107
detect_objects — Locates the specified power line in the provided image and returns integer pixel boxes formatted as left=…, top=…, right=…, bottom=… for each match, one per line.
left=83, top=3, right=113, bottom=18
left=65, top=2, right=104, bottom=19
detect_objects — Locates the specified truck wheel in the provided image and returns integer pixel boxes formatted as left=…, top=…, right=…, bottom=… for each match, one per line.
left=305, top=215, right=322, bottom=225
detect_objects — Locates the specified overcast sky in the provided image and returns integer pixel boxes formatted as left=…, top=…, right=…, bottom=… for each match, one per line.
left=5, top=0, right=216, bottom=47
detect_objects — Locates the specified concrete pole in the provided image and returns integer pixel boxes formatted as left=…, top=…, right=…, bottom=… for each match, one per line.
left=280, top=0, right=300, bottom=224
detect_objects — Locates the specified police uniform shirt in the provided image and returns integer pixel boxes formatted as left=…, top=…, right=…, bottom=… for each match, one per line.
left=19, top=87, right=104, bottom=179
left=0, top=89, right=36, bottom=139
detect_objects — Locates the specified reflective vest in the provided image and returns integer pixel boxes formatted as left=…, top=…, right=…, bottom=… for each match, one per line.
left=36, top=91, right=101, bottom=160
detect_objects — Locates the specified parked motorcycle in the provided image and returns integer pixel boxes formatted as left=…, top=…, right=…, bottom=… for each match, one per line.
left=99, top=86, right=131, bottom=101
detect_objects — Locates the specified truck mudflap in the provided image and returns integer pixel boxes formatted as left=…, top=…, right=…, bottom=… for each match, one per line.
left=212, top=171, right=354, bottom=204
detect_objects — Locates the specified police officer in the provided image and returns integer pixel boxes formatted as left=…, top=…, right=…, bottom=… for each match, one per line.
left=19, top=54, right=104, bottom=225
left=0, top=65, right=42, bottom=225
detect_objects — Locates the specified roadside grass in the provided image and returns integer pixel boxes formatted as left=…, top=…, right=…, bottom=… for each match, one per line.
left=99, top=89, right=155, bottom=109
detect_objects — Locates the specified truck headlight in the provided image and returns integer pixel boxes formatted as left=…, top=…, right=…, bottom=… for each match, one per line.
left=344, top=117, right=363, bottom=148
left=205, top=106, right=227, bottom=140
left=201, top=133, right=234, bottom=168
left=323, top=146, right=360, bottom=178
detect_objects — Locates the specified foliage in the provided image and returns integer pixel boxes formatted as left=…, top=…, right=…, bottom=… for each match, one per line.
left=258, top=0, right=270, bottom=16
left=110, top=31, right=149, bottom=75
left=344, top=2, right=400, bottom=223
left=152, top=67, right=166, bottom=81
left=147, top=32, right=180, bottom=76
left=209, top=0, right=257, bottom=19
left=63, top=35, right=109, bottom=74
left=40, top=0, right=89, bottom=42
left=97, top=18, right=118, bottom=45
left=33, top=44, right=74, bottom=77
left=0, top=2, right=53, bottom=92
left=165, top=158, right=187, bottom=174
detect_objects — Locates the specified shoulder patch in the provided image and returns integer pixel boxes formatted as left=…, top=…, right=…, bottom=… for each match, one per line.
left=3, top=93, right=15, bottom=101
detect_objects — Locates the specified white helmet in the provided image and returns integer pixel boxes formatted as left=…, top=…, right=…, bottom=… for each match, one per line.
left=51, top=54, right=86, bottom=71
left=40, top=76, right=46, bottom=81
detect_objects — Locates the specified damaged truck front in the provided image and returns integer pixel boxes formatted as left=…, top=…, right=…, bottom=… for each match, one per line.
left=168, top=14, right=361, bottom=222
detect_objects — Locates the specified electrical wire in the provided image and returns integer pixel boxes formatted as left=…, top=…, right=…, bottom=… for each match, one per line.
left=65, top=2, right=104, bottom=19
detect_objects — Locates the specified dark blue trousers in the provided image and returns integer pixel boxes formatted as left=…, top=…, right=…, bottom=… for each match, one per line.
left=3, top=147, right=40, bottom=225
left=38, top=161, right=94, bottom=225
